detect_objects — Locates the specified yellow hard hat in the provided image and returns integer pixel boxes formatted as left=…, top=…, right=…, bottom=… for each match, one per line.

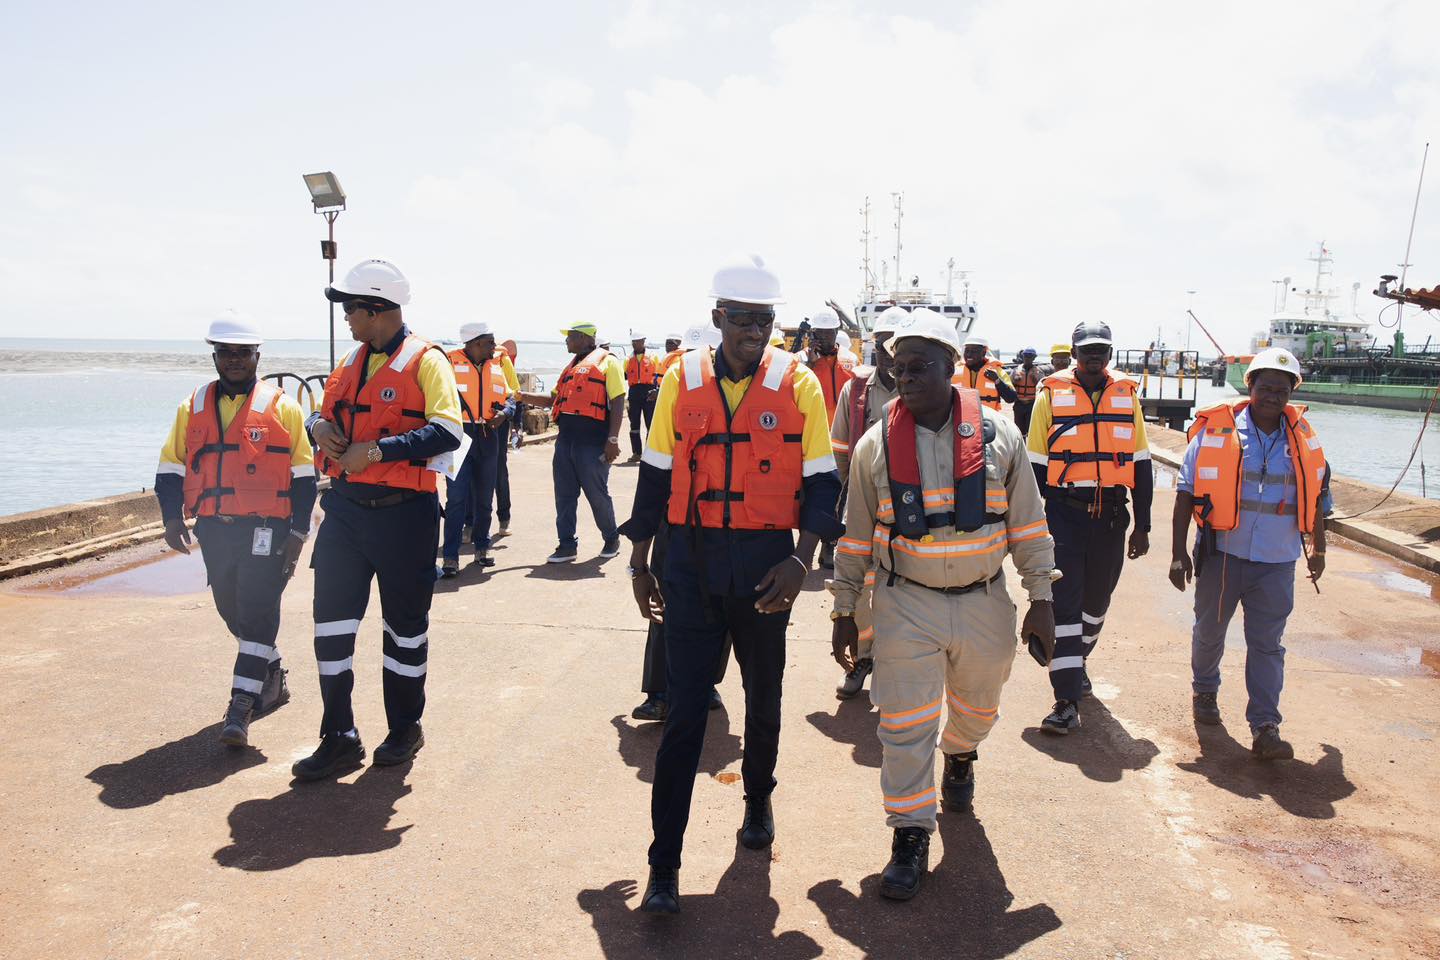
left=1049, top=343, right=1072, bottom=356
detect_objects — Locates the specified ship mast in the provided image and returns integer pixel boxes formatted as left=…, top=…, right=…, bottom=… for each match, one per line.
left=859, top=196, right=877, bottom=303
left=891, top=192, right=904, bottom=298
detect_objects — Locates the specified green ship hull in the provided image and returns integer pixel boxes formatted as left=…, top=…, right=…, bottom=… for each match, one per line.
left=1225, top=362, right=1438, bottom=411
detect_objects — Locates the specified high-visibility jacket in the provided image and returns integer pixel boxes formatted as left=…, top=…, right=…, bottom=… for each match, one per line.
left=812, top=353, right=856, bottom=422
left=1187, top=400, right=1327, bottom=534
left=625, top=352, right=659, bottom=388
left=668, top=346, right=805, bottom=530
left=952, top=360, right=1006, bottom=410
left=182, top=379, right=294, bottom=519
left=1038, top=367, right=1139, bottom=488
left=881, top=386, right=994, bottom=540
left=448, top=348, right=510, bottom=425
left=1012, top=363, right=1046, bottom=403
left=659, top=348, right=686, bottom=379
left=318, top=335, right=439, bottom=493
left=553, top=349, right=612, bottom=422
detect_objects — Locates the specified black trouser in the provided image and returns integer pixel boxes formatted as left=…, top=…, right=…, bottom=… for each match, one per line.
left=649, top=579, right=788, bottom=868
left=639, top=520, right=730, bottom=694
left=1045, top=495, right=1129, bottom=703
left=1013, top=400, right=1035, bottom=437
left=496, top=416, right=513, bottom=525
left=311, top=490, right=440, bottom=737
left=627, top=384, right=656, bottom=458
left=194, top=516, right=290, bottom=699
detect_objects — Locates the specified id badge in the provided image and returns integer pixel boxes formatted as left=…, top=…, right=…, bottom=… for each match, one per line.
left=252, top=526, right=274, bottom=557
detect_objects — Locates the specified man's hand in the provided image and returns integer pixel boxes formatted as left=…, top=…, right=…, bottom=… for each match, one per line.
left=1020, top=599, right=1056, bottom=664
left=163, top=518, right=192, bottom=555
left=1127, top=528, right=1150, bottom=559
left=755, top=556, right=806, bottom=614
left=484, top=414, right=506, bottom=430
left=280, top=533, right=305, bottom=581
left=984, top=368, right=999, bottom=381
left=336, top=440, right=375, bottom=475
left=630, top=569, right=665, bottom=622
left=1169, top=553, right=1193, bottom=592
left=312, top=419, right=349, bottom=459
left=831, top=616, right=858, bottom=673
left=603, top=438, right=621, bottom=464
left=1307, top=551, right=1326, bottom=584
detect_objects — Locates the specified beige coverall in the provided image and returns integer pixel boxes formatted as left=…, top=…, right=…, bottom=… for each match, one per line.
left=831, top=369, right=899, bottom=661
left=829, top=405, right=1056, bottom=831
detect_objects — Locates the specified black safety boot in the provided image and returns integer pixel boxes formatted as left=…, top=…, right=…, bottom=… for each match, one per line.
left=1040, top=699, right=1080, bottom=735
left=258, top=665, right=289, bottom=715
left=292, top=732, right=365, bottom=781
left=219, top=693, right=255, bottom=747
left=879, top=827, right=930, bottom=901
left=374, top=722, right=424, bottom=766
left=641, top=866, right=680, bottom=914
left=1079, top=667, right=1093, bottom=698
left=818, top=541, right=835, bottom=569
left=1193, top=692, right=1221, bottom=725
left=709, top=688, right=724, bottom=711
left=941, top=751, right=976, bottom=812
left=632, top=695, right=668, bottom=723
left=472, top=549, right=496, bottom=569
left=836, top=657, right=873, bottom=700
left=739, top=794, right=774, bottom=850
left=1251, top=724, right=1294, bottom=761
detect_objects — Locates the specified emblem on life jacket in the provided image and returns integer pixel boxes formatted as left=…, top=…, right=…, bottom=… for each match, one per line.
left=758, top=411, right=778, bottom=430
left=380, top=387, right=397, bottom=402
left=957, top=421, right=976, bottom=438
left=247, top=427, right=264, bottom=442
left=901, top=490, right=917, bottom=504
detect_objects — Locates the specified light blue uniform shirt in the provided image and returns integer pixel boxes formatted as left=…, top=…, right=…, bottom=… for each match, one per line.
left=1178, top=406, right=1328, bottom=564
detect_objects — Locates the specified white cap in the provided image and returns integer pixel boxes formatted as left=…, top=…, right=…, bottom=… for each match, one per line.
left=1245, top=346, right=1304, bottom=388
left=963, top=333, right=989, bottom=348
left=709, top=254, right=784, bottom=305
left=889, top=307, right=960, bottom=359
left=206, top=309, right=263, bottom=346
left=629, top=329, right=648, bottom=342
left=808, top=307, right=841, bottom=330
left=459, top=321, right=493, bottom=342
left=326, top=258, right=411, bottom=307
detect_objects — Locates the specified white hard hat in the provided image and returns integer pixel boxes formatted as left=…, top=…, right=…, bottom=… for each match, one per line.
left=709, top=253, right=784, bottom=305
left=326, top=258, right=411, bottom=307
left=597, top=331, right=613, bottom=347
left=459, top=321, right=493, bottom=342
left=963, top=333, right=989, bottom=348
left=629, top=329, right=648, bottom=342
left=889, top=307, right=960, bottom=359
left=872, top=306, right=908, bottom=336
left=206, top=309, right=263, bottom=346
left=666, top=332, right=683, bottom=342
left=837, top=330, right=852, bottom=350
left=682, top=324, right=712, bottom=350
left=1244, top=347, right=1304, bottom=388
left=808, top=307, right=841, bottom=330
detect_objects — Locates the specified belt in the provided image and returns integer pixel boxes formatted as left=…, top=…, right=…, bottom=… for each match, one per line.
left=205, top=514, right=280, bottom=525
left=1053, top=491, right=1128, bottom=512
left=887, top=568, right=1002, bottom=595
left=335, top=488, right=421, bottom=509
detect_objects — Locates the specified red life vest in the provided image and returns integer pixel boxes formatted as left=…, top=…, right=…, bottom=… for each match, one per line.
left=183, top=380, right=294, bottom=520
left=881, top=386, right=992, bottom=540
left=318, top=335, right=439, bottom=493
left=812, top=353, right=856, bottom=422
left=553, top=349, right=612, bottom=422
left=667, top=346, right=806, bottom=530
left=951, top=360, right=1006, bottom=410
left=1038, top=368, right=1139, bottom=488
left=625, top=352, right=658, bottom=387
left=448, top=348, right=509, bottom=425
left=1187, top=400, right=1327, bottom=533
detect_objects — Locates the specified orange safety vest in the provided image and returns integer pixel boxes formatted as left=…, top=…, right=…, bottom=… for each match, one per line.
left=318, top=334, right=439, bottom=493
left=625, top=352, right=659, bottom=387
left=812, top=353, right=856, bottom=421
left=668, top=346, right=806, bottom=530
left=659, top=348, right=686, bottom=379
left=448, top=348, right=510, bottom=425
left=1012, top=363, right=1045, bottom=403
left=183, top=379, right=294, bottom=520
left=553, top=349, right=612, bottom=422
left=951, top=360, right=1006, bottom=410
left=1187, top=400, right=1326, bottom=534
left=1039, top=368, right=1139, bottom=488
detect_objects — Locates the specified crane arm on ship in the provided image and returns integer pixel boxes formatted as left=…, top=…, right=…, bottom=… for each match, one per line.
left=1375, top=275, right=1440, bottom=311
left=1185, top=309, right=1229, bottom=358
left=826, top=299, right=863, bottom=336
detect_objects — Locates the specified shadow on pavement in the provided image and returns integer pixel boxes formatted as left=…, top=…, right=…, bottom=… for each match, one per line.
left=213, top=764, right=414, bottom=871
left=610, top=712, right=744, bottom=785
left=805, top=696, right=882, bottom=769
left=522, top=557, right=613, bottom=581
left=1176, top=721, right=1355, bottom=819
left=808, top=814, right=1062, bottom=959
left=578, top=841, right=823, bottom=959
left=1019, top=697, right=1159, bottom=782
left=87, top=722, right=267, bottom=809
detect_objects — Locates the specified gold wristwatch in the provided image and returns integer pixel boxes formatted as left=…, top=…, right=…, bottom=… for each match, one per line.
left=830, top=610, right=854, bottom=621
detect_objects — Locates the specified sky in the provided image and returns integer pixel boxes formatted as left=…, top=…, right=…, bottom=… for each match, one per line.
left=4, top=0, right=1440, bottom=357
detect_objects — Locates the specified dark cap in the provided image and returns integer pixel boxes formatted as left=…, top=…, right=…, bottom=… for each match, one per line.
left=1072, top=321, right=1113, bottom=348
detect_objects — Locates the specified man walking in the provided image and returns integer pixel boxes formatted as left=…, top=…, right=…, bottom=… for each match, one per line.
left=624, top=331, right=660, bottom=463
left=1009, top=347, right=1050, bottom=436
left=440, top=321, right=514, bottom=576
left=953, top=335, right=1017, bottom=411
left=805, top=307, right=855, bottom=422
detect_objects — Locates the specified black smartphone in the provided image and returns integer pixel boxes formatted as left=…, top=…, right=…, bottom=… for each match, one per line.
left=1026, top=633, right=1050, bottom=667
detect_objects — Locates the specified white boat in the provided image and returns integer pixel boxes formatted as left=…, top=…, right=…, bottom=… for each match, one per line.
left=1248, top=243, right=1370, bottom=358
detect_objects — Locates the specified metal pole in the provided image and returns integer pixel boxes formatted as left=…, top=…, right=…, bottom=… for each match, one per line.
left=325, top=211, right=339, bottom=369
left=1395, top=142, right=1431, bottom=345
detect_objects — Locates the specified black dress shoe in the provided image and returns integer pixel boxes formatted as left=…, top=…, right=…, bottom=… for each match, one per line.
left=219, top=693, right=255, bottom=747
left=292, top=732, right=365, bottom=781
left=879, top=827, right=930, bottom=900
left=632, top=696, right=668, bottom=722
left=373, top=723, right=424, bottom=766
left=739, top=794, right=774, bottom=849
left=941, top=750, right=976, bottom=812
left=1193, top=692, right=1222, bottom=725
left=641, top=866, right=680, bottom=914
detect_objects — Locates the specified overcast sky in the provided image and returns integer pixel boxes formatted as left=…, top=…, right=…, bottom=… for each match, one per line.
left=4, top=0, right=1440, bottom=356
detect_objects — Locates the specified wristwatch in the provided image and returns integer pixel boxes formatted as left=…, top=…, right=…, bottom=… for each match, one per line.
left=1169, top=560, right=1185, bottom=572
left=366, top=442, right=383, bottom=463
left=626, top=564, right=649, bottom=579
left=830, top=610, right=854, bottom=621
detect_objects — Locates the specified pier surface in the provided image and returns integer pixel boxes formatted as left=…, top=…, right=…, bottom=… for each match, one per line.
left=2, top=444, right=1438, bottom=959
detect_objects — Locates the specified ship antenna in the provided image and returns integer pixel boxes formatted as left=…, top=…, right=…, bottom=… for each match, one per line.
left=859, top=196, right=875, bottom=302
left=1394, top=142, right=1430, bottom=336
left=891, top=192, right=904, bottom=298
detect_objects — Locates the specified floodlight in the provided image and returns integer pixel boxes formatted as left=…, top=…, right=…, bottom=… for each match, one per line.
left=303, top=171, right=345, bottom=211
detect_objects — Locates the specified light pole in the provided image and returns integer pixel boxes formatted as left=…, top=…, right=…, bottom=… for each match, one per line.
left=1185, top=289, right=1196, bottom=355
left=302, top=172, right=346, bottom=368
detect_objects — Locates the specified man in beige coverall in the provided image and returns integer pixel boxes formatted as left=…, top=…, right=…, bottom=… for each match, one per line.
left=829, top=309, right=1057, bottom=901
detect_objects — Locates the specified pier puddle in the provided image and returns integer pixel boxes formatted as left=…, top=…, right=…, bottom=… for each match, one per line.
left=24, top=550, right=207, bottom=597
left=1337, top=567, right=1439, bottom=601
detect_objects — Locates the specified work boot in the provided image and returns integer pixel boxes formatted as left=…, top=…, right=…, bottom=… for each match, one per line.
left=640, top=866, right=680, bottom=914
left=836, top=657, right=873, bottom=700
left=941, top=751, right=976, bottom=812
left=1040, top=700, right=1080, bottom=735
left=626, top=454, right=642, bottom=464
left=739, top=794, right=774, bottom=850
left=219, top=693, right=255, bottom=747
left=257, top=664, right=290, bottom=715
left=599, top=537, right=622, bottom=559
left=493, top=521, right=510, bottom=540
left=709, top=688, right=724, bottom=711
left=472, top=549, right=496, bottom=569
left=1251, top=724, right=1294, bottom=761
left=632, top=695, right=668, bottom=722
left=546, top=544, right=578, bottom=564
left=374, top=723, right=424, bottom=766
left=818, top=541, right=835, bottom=569
left=439, top=559, right=459, bottom=579
left=879, top=827, right=930, bottom=901
left=292, top=732, right=365, bottom=781
left=1193, top=692, right=1222, bottom=725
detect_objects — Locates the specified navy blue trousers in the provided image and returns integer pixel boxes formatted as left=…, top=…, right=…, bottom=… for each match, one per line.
left=194, top=516, right=290, bottom=699
left=442, top=427, right=500, bottom=561
left=495, top=417, right=513, bottom=525
left=627, top=385, right=656, bottom=458
left=553, top=430, right=618, bottom=549
left=1046, top=498, right=1129, bottom=703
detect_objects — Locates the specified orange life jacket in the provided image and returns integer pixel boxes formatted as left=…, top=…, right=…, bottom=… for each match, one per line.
left=625, top=352, right=658, bottom=387
left=667, top=346, right=806, bottom=530
left=1012, top=363, right=1045, bottom=402
left=183, top=380, right=294, bottom=520
left=448, top=348, right=510, bottom=425
left=881, top=386, right=992, bottom=540
left=1039, top=368, right=1139, bottom=488
left=1186, top=400, right=1326, bottom=534
left=318, top=335, right=439, bottom=493
left=951, top=360, right=1006, bottom=410
left=812, top=353, right=856, bottom=422
left=659, top=348, right=686, bottom=378
left=553, top=349, right=612, bottom=422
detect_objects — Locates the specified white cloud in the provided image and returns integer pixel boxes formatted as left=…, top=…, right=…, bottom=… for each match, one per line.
left=608, top=0, right=682, bottom=50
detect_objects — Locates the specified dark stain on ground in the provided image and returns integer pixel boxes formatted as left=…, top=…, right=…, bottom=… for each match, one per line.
left=1212, top=831, right=1428, bottom=908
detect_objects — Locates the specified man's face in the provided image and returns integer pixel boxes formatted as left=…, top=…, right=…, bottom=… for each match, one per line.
left=892, top=339, right=953, bottom=419
left=565, top=330, right=594, bottom=354
left=213, top=343, right=259, bottom=386
left=1248, top=369, right=1295, bottom=419
left=1074, top=343, right=1111, bottom=376
left=343, top=300, right=380, bottom=343
left=810, top=328, right=838, bottom=355
left=465, top=335, right=497, bottom=364
left=665, top=339, right=682, bottom=353
left=1020, top=353, right=1035, bottom=368
left=963, top=344, right=987, bottom=370
left=1051, top=352, right=1071, bottom=370
left=873, top=331, right=894, bottom=375
left=712, top=300, right=774, bottom=369
left=631, top=338, right=647, bottom=354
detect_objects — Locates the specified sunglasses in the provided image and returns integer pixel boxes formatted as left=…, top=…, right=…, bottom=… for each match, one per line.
left=213, top=345, right=257, bottom=359
left=1075, top=344, right=1111, bottom=358
left=342, top=299, right=389, bottom=315
left=892, top=358, right=947, bottom=379
left=720, top=309, right=775, bottom=331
